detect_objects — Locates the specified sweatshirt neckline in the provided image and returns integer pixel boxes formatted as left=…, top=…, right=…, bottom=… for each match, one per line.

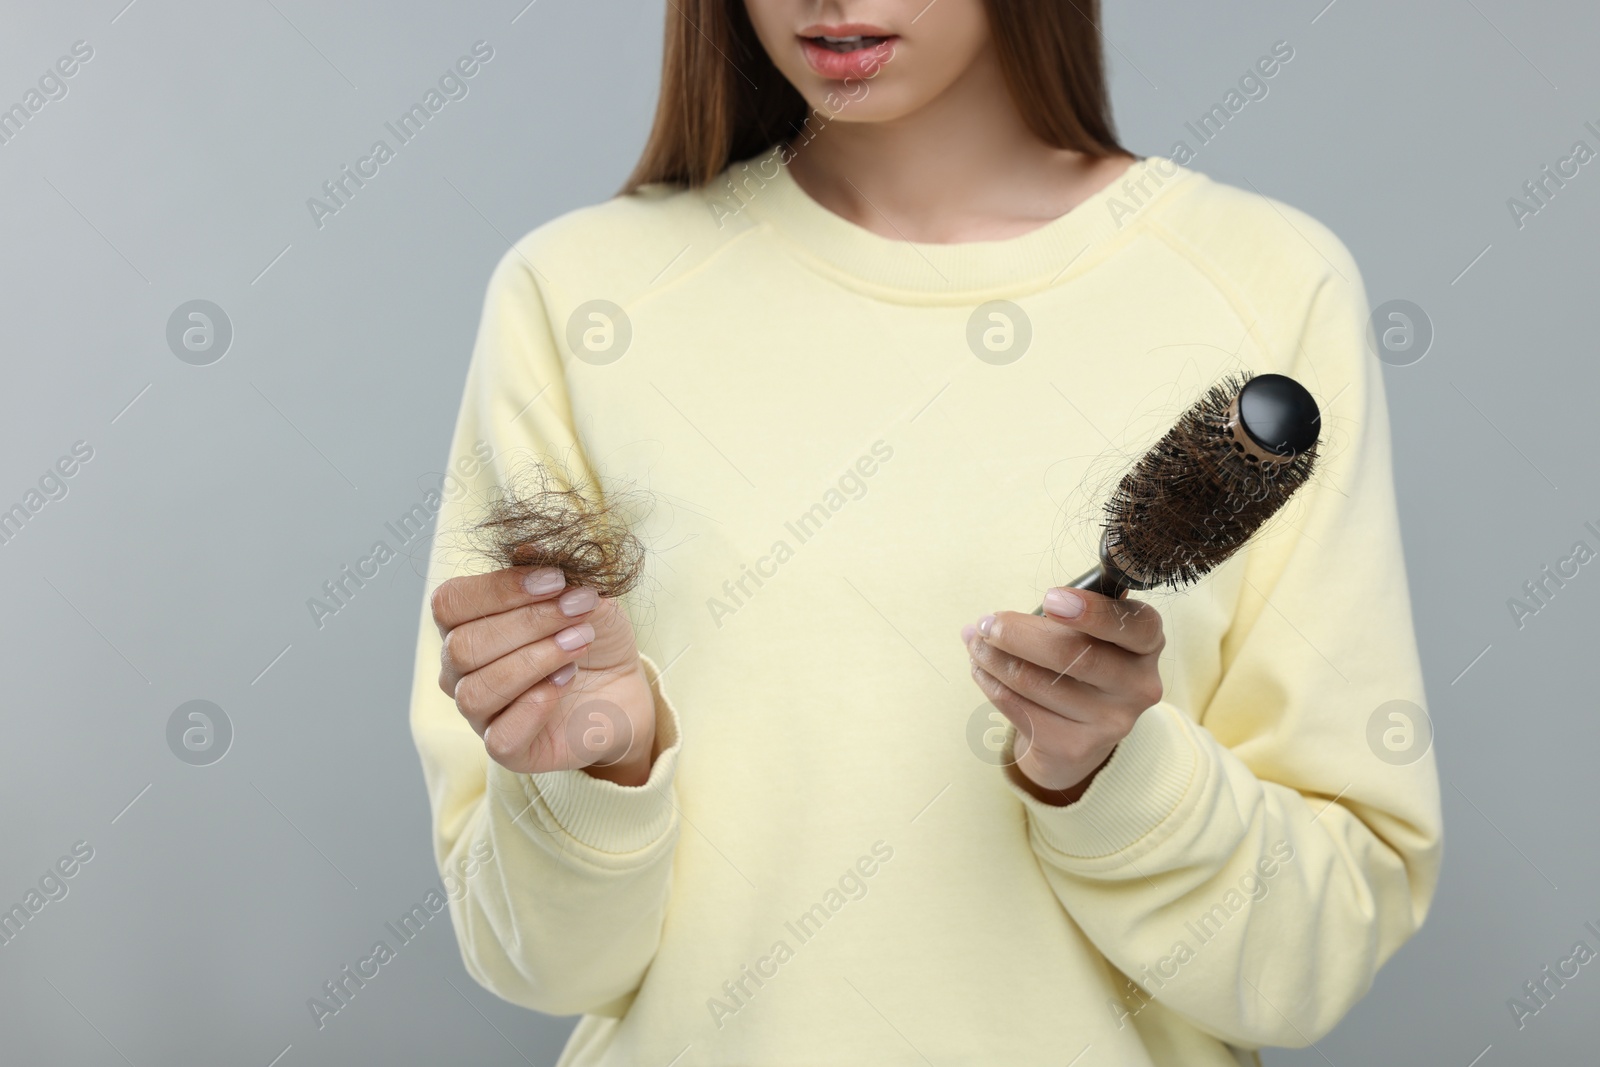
left=732, top=147, right=1197, bottom=299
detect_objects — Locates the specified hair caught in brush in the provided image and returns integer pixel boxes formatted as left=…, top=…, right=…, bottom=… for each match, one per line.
left=1102, top=371, right=1320, bottom=590
left=469, top=459, right=650, bottom=600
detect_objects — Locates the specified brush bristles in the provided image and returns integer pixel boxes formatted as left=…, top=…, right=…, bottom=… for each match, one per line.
left=1104, top=372, right=1318, bottom=589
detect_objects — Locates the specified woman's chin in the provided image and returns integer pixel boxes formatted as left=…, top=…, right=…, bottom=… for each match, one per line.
left=789, top=85, right=924, bottom=128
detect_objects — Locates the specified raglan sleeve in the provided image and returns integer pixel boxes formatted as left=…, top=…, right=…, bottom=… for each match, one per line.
left=408, top=243, right=684, bottom=1017
left=1001, top=239, right=1443, bottom=1048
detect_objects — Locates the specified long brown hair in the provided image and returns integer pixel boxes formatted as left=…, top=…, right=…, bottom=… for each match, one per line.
left=620, top=0, right=1126, bottom=193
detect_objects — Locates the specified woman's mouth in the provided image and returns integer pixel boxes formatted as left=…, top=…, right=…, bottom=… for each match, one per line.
left=797, top=28, right=897, bottom=80
left=809, top=34, right=890, bottom=53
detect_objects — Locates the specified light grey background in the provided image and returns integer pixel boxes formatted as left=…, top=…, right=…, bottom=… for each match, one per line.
left=1, top=0, right=1593, bottom=1063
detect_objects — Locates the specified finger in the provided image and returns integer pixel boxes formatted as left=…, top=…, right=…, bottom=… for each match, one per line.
left=969, top=610, right=1134, bottom=691
left=481, top=678, right=566, bottom=773
left=969, top=661, right=1108, bottom=767
left=454, top=626, right=593, bottom=732
left=1039, top=587, right=1165, bottom=655
left=967, top=626, right=1131, bottom=718
left=431, top=565, right=568, bottom=636
left=440, top=585, right=599, bottom=692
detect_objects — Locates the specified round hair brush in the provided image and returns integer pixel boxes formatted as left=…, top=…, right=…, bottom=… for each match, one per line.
left=1033, top=372, right=1321, bottom=610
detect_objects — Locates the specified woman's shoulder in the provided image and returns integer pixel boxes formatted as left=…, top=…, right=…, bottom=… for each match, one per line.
left=1141, top=157, right=1365, bottom=303
left=494, top=178, right=743, bottom=306
left=524, top=179, right=719, bottom=248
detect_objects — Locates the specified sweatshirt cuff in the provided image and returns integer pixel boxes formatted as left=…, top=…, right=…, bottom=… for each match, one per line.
left=506, top=651, right=684, bottom=855
left=1004, top=702, right=1199, bottom=861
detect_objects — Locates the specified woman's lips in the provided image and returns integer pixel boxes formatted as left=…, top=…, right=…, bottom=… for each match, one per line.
left=798, top=35, right=897, bottom=80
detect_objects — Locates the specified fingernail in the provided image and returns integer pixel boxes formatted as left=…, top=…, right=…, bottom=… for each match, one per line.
left=559, top=586, right=599, bottom=616
left=549, top=662, right=577, bottom=687
left=555, top=623, right=595, bottom=651
left=524, top=567, right=565, bottom=596
left=977, top=613, right=996, bottom=637
left=1044, top=588, right=1084, bottom=618
left=960, top=623, right=977, bottom=643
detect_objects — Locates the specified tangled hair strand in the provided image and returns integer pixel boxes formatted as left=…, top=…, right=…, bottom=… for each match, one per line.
left=470, top=460, right=649, bottom=600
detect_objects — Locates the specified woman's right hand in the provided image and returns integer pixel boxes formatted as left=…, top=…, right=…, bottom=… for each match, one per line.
left=432, top=566, right=660, bottom=786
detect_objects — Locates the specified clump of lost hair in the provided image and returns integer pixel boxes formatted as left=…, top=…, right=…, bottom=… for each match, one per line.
left=470, top=460, right=650, bottom=599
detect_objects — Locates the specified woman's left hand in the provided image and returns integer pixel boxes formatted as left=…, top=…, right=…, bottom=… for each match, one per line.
left=962, top=587, right=1167, bottom=805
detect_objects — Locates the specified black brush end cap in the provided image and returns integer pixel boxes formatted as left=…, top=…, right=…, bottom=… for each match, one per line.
left=1238, top=373, right=1320, bottom=455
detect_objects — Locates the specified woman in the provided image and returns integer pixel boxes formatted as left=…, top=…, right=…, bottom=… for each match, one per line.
left=409, top=1, right=1443, bottom=1063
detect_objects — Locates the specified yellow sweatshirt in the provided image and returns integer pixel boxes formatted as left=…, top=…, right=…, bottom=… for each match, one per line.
left=409, top=149, right=1442, bottom=1066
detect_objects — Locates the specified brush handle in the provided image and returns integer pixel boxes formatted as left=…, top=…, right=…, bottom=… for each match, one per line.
left=1029, top=532, right=1144, bottom=614
left=1029, top=561, right=1131, bottom=614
